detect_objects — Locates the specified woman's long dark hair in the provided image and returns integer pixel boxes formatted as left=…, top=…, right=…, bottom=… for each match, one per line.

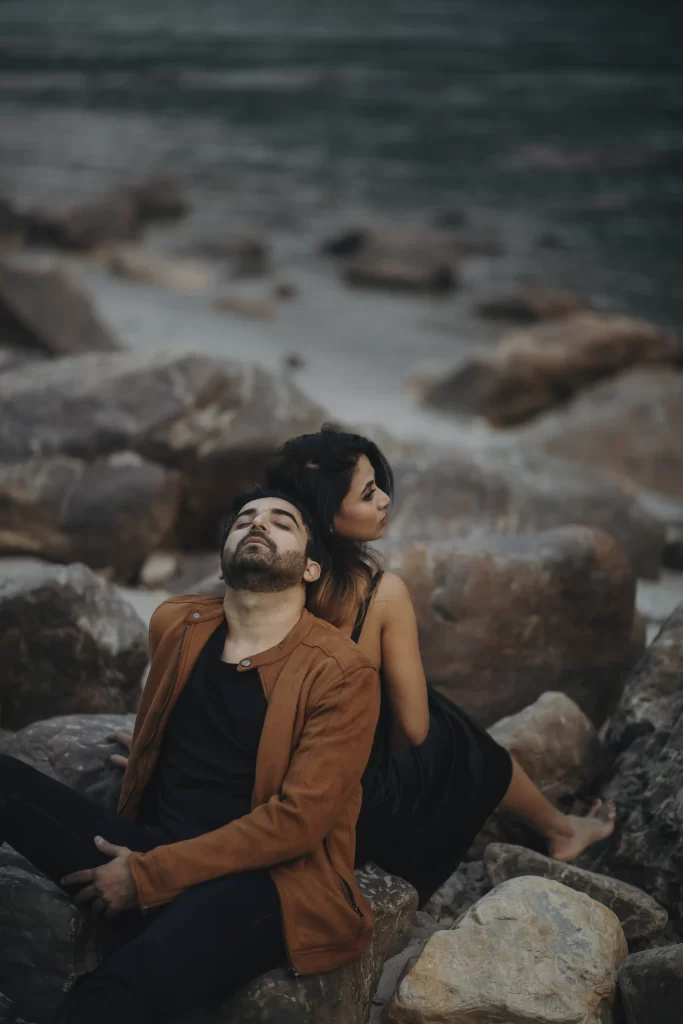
left=265, top=424, right=394, bottom=627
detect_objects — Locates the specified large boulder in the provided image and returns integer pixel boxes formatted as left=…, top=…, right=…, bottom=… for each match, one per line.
left=385, top=877, right=627, bottom=1024
left=385, top=446, right=665, bottom=579
left=0, top=454, right=180, bottom=581
left=22, top=177, right=190, bottom=251
left=421, top=314, right=680, bottom=426
left=605, top=603, right=683, bottom=755
left=0, top=560, right=145, bottom=730
left=488, top=692, right=603, bottom=800
left=484, top=843, right=668, bottom=945
left=0, top=851, right=83, bottom=1024
left=0, top=259, right=120, bottom=356
left=179, top=866, right=417, bottom=1024
left=338, top=228, right=458, bottom=293
left=584, top=605, right=683, bottom=936
left=616, top=945, right=683, bottom=1024
left=525, top=366, right=683, bottom=500
left=0, top=350, right=326, bottom=547
left=0, top=713, right=134, bottom=798
left=384, top=526, right=643, bottom=727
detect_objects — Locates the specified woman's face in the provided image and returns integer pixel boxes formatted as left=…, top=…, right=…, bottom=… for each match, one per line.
left=333, top=454, right=391, bottom=542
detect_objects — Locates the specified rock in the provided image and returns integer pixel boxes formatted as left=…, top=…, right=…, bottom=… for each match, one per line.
left=129, top=175, right=190, bottom=223
left=476, top=285, right=583, bottom=322
left=213, top=295, right=276, bottom=319
left=139, top=551, right=180, bottom=589
left=180, top=233, right=269, bottom=278
left=109, top=247, right=212, bottom=292
left=0, top=259, right=120, bottom=356
left=422, top=860, right=490, bottom=926
left=342, top=228, right=458, bottom=293
left=0, top=346, right=41, bottom=375
left=0, top=560, right=145, bottom=730
left=489, top=691, right=602, bottom=799
left=0, top=712, right=134, bottom=797
left=384, top=525, right=643, bottom=727
left=0, top=856, right=84, bottom=1024
left=386, top=446, right=665, bottom=579
left=21, top=178, right=188, bottom=252
left=0, top=350, right=326, bottom=547
left=604, top=603, right=683, bottom=755
left=386, top=877, right=627, bottom=1024
left=321, top=227, right=370, bottom=257
left=0, top=454, right=180, bottom=581
left=525, top=366, right=683, bottom=499
left=484, top=843, right=668, bottom=944
left=616, top=945, right=683, bottom=1024
left=23, top=189, right=142, bottom=251
left=273, top=282, right=296, bottom=300
left=422, top=314, right=680, bottom=426
left=179, top=866, right=417, bottom=1024
left=582, top=605, right=683, bottom=934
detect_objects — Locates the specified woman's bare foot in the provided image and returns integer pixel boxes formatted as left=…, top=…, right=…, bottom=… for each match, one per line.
left=546, top=800, right=616, bottom=862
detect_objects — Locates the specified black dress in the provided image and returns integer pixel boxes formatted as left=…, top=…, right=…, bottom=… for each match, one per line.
left=353, top=574, right=513, bottom=906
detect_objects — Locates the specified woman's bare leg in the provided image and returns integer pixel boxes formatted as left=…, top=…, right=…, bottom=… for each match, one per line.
left=499, top=758, right=616, bottom=862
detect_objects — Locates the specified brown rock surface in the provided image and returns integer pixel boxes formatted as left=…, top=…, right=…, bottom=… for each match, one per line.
left=525, top=365, right=683, bottom=499
left=0, top=560, right=145, bottom=730
left=0, top=259, right=120, bottom=356
left=0, top=350, right=326, bottom=547
left=476, top=285, right=583, bottom=322
left=421, top=313, right=680, bottom=426
left=386, top=877, right=627, bottom=1024
left=488, top=691, right=603, bottom=800
left=0, top=453, right=180, bottom=581
left=342, top=228, right=458, bottom=293
left=385, top=446, right=665, bottom=579
left=384, top=525, right=642, bottom=727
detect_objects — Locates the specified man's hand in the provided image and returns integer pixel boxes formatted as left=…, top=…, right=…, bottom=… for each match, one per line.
left=109, top=728, right=133, bottom=769
left=62, top=837, right=138, bottom=918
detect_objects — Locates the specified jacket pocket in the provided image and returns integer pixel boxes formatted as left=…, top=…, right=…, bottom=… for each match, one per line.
left=323, top=839, right=362, bottom=917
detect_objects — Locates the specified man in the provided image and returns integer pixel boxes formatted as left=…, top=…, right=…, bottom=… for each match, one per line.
left=0, top=487, right=380, bottom=1023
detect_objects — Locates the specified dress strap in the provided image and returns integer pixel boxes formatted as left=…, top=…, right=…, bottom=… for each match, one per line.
left=351, top=572, right=383, bottom=644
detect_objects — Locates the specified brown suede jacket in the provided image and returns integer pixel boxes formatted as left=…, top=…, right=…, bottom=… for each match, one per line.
left=118, top=595, right=380, bottom=976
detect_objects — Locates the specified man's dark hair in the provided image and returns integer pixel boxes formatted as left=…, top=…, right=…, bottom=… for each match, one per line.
left=220, top=486, right=322, bottom=564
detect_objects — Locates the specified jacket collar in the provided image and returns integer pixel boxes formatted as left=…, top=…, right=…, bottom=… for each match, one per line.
left=170, top=595, right=317, bottom=670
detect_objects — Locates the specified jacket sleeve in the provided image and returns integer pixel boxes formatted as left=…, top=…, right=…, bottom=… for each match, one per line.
left=127, top=660, right=380, bottom=910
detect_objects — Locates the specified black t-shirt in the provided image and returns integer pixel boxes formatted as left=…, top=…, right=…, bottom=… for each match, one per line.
left=152, top=621, right=267, bottom=842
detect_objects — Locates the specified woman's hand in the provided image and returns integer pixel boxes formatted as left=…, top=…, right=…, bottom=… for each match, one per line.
left=109, top=728, right=133, bottom=769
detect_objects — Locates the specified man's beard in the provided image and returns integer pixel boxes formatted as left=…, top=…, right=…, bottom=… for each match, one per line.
left=221, top=537, right=308, bottom=593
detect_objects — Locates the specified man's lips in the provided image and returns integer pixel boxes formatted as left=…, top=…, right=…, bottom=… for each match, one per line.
left=240, top=534, right=272, bottom=552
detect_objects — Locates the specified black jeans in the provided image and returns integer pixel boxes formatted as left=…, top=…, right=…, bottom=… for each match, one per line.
left=0, top=754, right=286, bottom=1023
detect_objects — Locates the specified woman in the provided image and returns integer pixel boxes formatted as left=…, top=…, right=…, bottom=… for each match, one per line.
left=264, top=424, right=615, bottom=905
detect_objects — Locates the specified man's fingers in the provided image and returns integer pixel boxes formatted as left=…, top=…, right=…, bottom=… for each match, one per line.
left=109, top=753, right=129, bottom=768
left=61, top=868, right=93, bottom=887
left=73, top=884, right=99, bottom=906
left=109, top=729, right=133, bottom=748
left=94, top=835, right=129, bottom=858
left=91, top=897, right=109, bottom=917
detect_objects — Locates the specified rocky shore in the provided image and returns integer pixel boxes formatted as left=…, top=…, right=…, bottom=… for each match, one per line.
left=1, top=176, right=683, bottom=1022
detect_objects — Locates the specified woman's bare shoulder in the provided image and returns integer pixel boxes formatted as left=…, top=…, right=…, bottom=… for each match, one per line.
left=375, top=571, right=413, bottom=607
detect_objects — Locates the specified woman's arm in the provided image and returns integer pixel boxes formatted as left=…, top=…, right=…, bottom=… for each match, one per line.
left=377, top=572, right=430, bottom=750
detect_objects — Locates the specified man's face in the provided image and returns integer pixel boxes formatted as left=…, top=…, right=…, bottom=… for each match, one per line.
left=220, top=497, right=320, bottom=593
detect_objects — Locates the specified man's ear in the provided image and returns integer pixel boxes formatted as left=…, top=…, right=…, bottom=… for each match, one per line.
left=218, top=560, right=224, bottom=580
left=303, top=559, right=321, bottom=584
